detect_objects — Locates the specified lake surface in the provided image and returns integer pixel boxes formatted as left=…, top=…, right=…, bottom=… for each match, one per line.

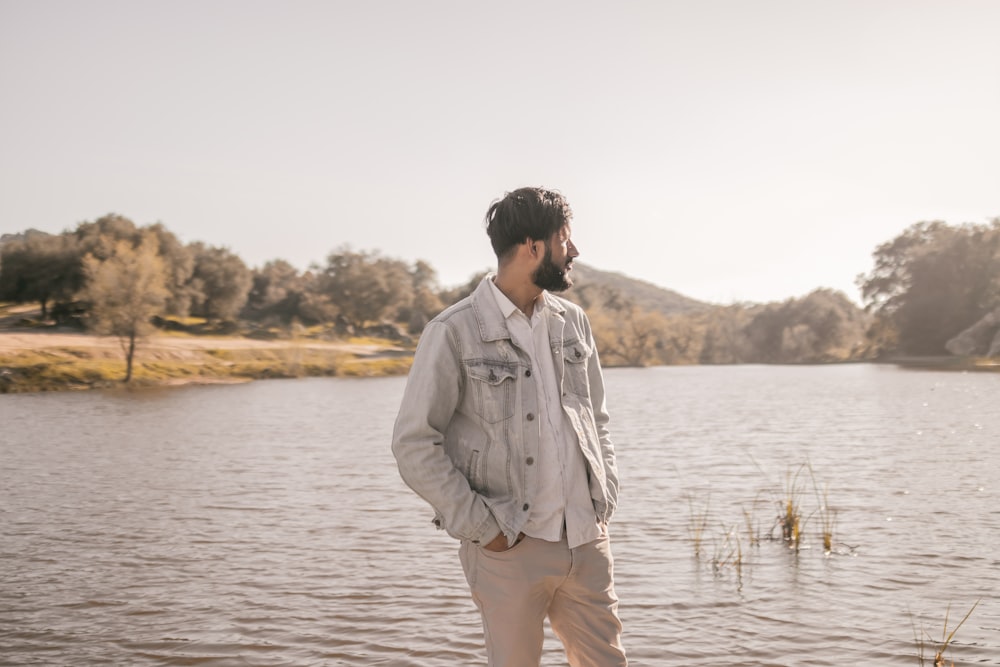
left=1, top=365, right=998, bottom=666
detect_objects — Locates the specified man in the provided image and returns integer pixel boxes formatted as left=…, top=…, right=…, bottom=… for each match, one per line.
left=391, top=187, right=626, bottom=666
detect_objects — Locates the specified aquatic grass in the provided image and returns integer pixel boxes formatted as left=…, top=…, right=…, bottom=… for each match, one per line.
left=752, top=460, right=807, bottom=551
left=808, top=464, right=837, bottom=553
left=741, top=493, right=767, bottom=548
left=911, top=600, right=981, bottom=666
left=751, top=459, right=844, bottom=554
left=780, top=465, right=805, bottom=550
left=710, top=524, right=744, bottom=582
left=686, top=495, right=711, bottom=559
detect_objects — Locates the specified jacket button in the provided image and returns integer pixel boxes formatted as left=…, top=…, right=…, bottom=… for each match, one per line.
left=526, top=457, right=534, bottom=465
left=526, top=413, right=535, bottom=421
left=522, top=503, right=530, bottom=511
left=525, top=369, right=532, bottom=377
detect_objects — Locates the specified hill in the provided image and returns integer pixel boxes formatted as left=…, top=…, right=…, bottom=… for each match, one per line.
left=569, top=262, right=711, bottom=316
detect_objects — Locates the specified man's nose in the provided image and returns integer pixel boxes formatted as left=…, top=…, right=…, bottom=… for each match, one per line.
left=568, top=240, right=580, bottom=258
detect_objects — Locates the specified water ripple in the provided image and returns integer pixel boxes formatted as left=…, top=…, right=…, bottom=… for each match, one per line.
left=2, top=370, right=999, bottom=665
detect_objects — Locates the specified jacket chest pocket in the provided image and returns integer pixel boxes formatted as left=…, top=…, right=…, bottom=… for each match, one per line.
left=466, top=362, right=518, bottom=424
left=561, top=340, right=591, bottom=398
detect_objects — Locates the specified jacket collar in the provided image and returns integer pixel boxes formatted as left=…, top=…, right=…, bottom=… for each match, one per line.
left=470, top=274, right=566, bottom=343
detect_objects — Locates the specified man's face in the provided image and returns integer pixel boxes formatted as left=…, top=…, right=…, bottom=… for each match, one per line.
left=531, top=225, right=579, bottom=293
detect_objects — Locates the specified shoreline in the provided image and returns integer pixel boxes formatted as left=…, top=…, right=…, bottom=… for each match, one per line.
left=0, top=327, right=415, bottom=394
left=886, top=355, right=1000, bottom=373
left=2, top=328, right=996, bottom=395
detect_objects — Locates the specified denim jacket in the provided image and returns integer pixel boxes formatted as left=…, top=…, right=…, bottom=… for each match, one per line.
left=391, top=276, right=619, bottom=547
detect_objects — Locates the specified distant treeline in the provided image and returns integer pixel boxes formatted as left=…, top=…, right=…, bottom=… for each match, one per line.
left=1, top=214, right=998, bottom=367
left=579, top=217, right=999, bottom=365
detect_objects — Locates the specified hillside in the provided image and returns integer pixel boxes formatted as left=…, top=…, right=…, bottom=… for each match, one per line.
left=568, top=262, right=711, bottom=316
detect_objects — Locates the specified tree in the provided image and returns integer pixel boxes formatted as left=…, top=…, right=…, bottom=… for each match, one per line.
left=244, top=259, right=303, bottom=324
left=79, top=238, right=170, bottom=382
left=697, top=305, right=753, bottom=364
left=858, top=220, right=1000, bottom=355
left=438, top=271, right=489, bottom=307
left=317, top=246, right=413, bottom=331
left=403, top=260, right=444, bottom=333
left=741, top=289, right=866, bottom=363
left=145, top=223, right=196, bottom=316
left=243, top=260, right=334, bottom=325
left=588, top=292, right=667, bottom=367
left=655, top=314, right=703, bottom=365
left=73, top=215, right=196, bottom=317
left=0, top=231, right=78, bottom=319
left=187, top=242, right=253, bottom=322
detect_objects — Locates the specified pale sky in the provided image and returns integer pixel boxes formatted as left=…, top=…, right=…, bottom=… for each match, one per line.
left=2, top=1, right=998, bottom=305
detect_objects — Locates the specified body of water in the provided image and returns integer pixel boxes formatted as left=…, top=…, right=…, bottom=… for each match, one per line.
left=1, top=365, right=998, bottom=665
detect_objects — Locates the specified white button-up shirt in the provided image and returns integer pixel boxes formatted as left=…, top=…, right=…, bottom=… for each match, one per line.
left=489, top=279, right=601, bottom=548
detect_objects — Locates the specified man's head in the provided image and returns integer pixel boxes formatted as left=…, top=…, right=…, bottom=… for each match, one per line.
left=485, top=187, right=573, bottom=261
left=485, top=187, right=579, bottom=292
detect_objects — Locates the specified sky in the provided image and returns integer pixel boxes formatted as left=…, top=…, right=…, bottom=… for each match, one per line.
left=1, top=1, right=998, bottom=305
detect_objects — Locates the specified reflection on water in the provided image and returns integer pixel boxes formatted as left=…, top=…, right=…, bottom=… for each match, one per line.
left=1, top=366, right=998, bottom=666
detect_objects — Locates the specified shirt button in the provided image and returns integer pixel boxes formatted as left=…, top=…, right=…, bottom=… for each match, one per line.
left=522, top=503, right=530, bottom=511
left=526, top=413, right=535, bottom=421
left=525, top=369, right=532, bottom=377
left=526, top=457, right=535, bottom=465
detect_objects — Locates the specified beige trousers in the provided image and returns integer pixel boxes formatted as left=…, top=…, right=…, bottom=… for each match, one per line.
left=459, top=534, right=627, bottom=667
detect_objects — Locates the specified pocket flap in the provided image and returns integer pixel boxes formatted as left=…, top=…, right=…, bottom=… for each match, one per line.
left=467, top=362, right=517, bottom=385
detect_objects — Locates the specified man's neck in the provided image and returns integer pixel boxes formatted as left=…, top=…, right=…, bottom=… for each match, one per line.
left=493, top=272, right=543, bottom=318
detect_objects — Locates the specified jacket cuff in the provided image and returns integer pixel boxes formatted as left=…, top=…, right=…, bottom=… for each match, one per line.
left=472, top=513, right=502, bottom=546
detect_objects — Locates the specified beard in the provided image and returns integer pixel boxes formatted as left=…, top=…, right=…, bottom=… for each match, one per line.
left=531, top=245, right=573, bottom=292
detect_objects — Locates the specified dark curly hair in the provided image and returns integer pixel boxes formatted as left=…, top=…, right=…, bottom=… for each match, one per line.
left=484, top=187, right=572, bottom=261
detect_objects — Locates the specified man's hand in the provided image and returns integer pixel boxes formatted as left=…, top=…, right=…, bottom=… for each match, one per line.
left=483, top=532, right=525, bottom=552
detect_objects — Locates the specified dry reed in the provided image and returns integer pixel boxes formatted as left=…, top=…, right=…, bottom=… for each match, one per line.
left=686, top=495, right=711, bottom=559
left=911, top=599, right=981, bottom=667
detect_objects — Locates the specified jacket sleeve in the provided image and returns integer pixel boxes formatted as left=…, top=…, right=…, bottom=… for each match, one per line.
left=584, top=312, right=619, bottom=518
left=391, top=320, right=503, bottom=545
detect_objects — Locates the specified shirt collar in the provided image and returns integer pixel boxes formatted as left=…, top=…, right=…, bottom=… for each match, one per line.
left=487, top=274, right=547, bottom=322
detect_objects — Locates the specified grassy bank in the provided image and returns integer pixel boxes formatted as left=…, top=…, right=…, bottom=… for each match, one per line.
left=889, top=355, right=1000, bottom=372
left=0, top=333, right=413, bottom=394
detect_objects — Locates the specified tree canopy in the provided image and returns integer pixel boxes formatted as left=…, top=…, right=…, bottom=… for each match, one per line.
left=79, top=237, right=170, bottom=381
left=857, top=219, right=1000, bottom=356
left=2, top=212, right=998, bottom=372
left=0, top=231, right=77, bottom=319
left=187, top=242, right=252, bottom=322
